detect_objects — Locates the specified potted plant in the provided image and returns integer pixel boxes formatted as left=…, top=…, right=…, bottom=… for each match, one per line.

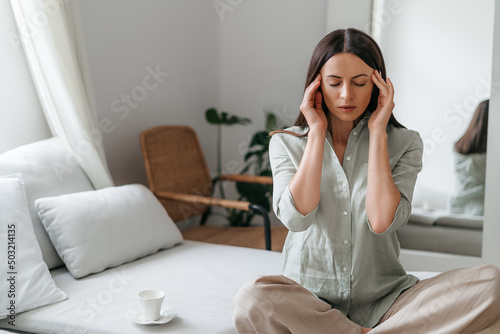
left=205, top=108, right=284, bottom=226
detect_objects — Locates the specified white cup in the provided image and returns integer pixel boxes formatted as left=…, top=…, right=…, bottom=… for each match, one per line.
left=138, top=290, right=165, bottom=321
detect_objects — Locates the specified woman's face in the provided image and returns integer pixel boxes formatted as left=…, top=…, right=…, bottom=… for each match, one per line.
left=320, top=52, right=375, bottom=125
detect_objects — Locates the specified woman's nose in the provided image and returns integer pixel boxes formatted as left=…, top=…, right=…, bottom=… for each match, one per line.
left=340, top=83, right=352, bottom=100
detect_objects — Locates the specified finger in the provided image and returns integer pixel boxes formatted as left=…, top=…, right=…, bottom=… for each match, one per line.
left=372, top=70, right=386, bottom=86
left=373, top=70, right=388, bottom=82
left=303, top=74, right=322, bottom=104
left=371, top=70, right=382, bottom=84
left=372, top=71, right=389, bottom=96
left=386, top=77, right=395, bottom=95
left=371, top=73, right=386, bottom=93
left=381, top=77, right=394, bottom=101
left=314, top=90, right=323, bottom=110
left=306, top=74, right=321, bottom=92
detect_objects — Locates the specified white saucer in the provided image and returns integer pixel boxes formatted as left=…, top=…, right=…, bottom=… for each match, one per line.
left=127, top=306, right=177, bottom=325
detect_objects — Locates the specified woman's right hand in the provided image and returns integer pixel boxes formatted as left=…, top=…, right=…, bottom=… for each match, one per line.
left=300, top=73, right=328, bottom=134
left=289, top=73, right=327, bottom=217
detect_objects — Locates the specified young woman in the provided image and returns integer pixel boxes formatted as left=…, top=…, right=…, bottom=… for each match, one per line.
left=232, top=28, right=500, bottom=333
left=450, top=100, right=489, bottom=216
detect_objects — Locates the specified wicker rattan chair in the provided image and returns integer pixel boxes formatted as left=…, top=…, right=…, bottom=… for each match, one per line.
left=140, top=125, right=288, bottom=251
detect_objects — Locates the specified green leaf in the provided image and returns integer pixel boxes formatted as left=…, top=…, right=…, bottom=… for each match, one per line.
left=258, top=198, right=271, bottom=212
left=249, top=131, right=269, bottom=147
left=237, top=182, right=271, bottom=205
left=259, top=169, right=273, bottom=178
left=242, top=212, right=256, bottom=227
left=239, top=117, right=252, bottom=125
left=234, top=116, right=252, bottom=125
left=239, top=163, right=251, bottom=174
left=220, top=112, right=229, bottom=122
left=213, top=112, right=252, bottom=126
left=228, top=209, right=247, bottom=226
left=228, top=115, right=240, bottom=125
left=205, top=108, right=220, bottom=124
left=244, top=151, right=256, bottom=162
left=265, top=112, right=277, bottom=131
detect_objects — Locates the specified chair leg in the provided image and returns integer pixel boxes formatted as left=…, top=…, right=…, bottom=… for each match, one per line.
left=200, top=176, right=220, bottom=225
left=199, top=207, right=212, bottom=225
left=249, top=203, right=271, bottom=251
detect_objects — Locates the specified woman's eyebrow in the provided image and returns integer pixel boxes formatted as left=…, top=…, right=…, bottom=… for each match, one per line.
left=326, top=74, right=370, bottom=79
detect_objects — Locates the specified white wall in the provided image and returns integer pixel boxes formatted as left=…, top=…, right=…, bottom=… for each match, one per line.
left=326, top=0, right=373, bottom=33
left=0, top=0, right=51, bottom=154
left=77, top=0, right=328, bottom=188
left=76, top=0, right=220, bottom=185
left=373, top=0, right=495, bottom=210
left=218, top=0, right=327, bottom=178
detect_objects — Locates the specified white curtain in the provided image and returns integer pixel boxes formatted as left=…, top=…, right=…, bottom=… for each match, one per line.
left=10, top=0, right=114, bottom=189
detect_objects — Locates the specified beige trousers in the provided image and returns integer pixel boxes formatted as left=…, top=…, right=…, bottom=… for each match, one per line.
left=232, top=265, right=500, bottom=334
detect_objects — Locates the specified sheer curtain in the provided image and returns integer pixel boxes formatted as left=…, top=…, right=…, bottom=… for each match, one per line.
left=9, top=0, right=114, bottom=189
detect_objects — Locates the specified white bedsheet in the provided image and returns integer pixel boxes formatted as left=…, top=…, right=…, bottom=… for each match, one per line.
left=0, top=241, right=438, bottom=334
left=0, top=241, right=281, bottom=334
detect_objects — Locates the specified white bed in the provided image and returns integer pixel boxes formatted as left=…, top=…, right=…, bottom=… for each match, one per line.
left=0, top=240, right=443, bottom=334
left=0, top=138, right=460, bottom=334
left=0, top=241, right=279, bottom=334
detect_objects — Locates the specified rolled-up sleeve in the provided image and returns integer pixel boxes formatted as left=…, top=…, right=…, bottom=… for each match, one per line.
left=367, top=131, right=424, bottom=235
left=269, top=134, right=318, bottom=232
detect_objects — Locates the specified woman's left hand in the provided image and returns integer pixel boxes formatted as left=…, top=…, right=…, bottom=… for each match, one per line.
left=368, top=69, right=395, bottom=132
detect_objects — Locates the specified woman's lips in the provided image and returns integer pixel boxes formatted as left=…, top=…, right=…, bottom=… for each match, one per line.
left=338, top=105, right=356, bottom=112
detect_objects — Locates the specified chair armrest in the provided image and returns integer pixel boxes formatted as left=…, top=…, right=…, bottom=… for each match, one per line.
left=156, top=190, right=273, bottom=250
left=218, top=174, right=273, bottom=185
left=156, top=191, right=251, bottom=211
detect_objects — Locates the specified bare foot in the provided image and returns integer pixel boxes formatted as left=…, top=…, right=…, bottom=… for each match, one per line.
left=361, top=327, right=372, bottom=334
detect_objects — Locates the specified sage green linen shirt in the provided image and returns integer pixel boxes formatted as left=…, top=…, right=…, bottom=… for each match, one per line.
left=269, top=114, right=424, bottom=327
left=449, top=151, right=486, bottom=216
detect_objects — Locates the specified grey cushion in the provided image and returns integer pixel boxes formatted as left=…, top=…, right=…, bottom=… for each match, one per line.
left=397, top=223, right=482, bottom=257
left=435, top=214, right=483, bottom=230
left=409, top=207, right=483, bottom=229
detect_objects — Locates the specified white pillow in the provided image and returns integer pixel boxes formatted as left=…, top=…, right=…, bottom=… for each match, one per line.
left=36, top=184, right=184, bottom=278
left=0, top=174, right=67, bottom=320
left=0, top=138, right=94, bottom=269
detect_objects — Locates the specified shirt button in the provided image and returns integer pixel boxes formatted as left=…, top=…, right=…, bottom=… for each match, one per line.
left=346, top=156, right=351, bottom=161
left=343, top=211, right=347, bottom=216
left=353, top=131, right=358, bottom=136
left=344, top=240, right=348, bottom=245
left=343, top=267, right=348, bottom=272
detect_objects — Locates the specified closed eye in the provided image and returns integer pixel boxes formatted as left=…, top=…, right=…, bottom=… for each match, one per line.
left=329, top=83, right=366, bottom=87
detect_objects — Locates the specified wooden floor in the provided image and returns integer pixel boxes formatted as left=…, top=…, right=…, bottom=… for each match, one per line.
left=181, top=224, right=289, bottom=252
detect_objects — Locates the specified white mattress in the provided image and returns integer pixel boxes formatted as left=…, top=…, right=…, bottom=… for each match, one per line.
left=0, top=241, right=438, bottom=334
left=0, top=241, right=282, bottom=334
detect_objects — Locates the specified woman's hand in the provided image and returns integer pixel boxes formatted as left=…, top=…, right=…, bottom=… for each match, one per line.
left=289, top=73, right=327, bottom=218
left=366, top=70, right=400, bottom=233
left=368, top=70, right=395, bottom=133
left=300, top=73, right=328, bottom=134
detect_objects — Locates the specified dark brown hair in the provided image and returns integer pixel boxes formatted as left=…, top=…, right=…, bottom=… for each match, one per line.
left=271, top=28, right=404, bottom=137
left=455, top=100, right=489, bottom=155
